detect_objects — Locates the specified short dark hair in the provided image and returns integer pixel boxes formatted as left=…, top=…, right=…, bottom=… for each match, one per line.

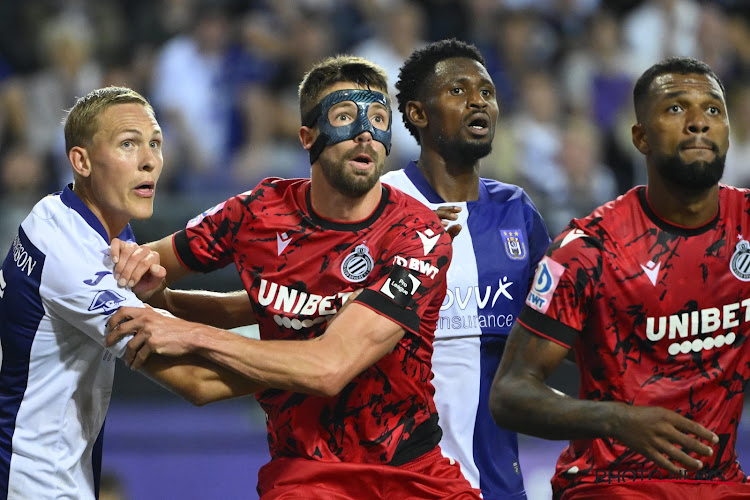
left=298, top=55, right=389, bottom=124
left=64, top=86, right=153, bottom=155
left=633, top=57, right=725, bottom=122
left=396, top=39, right=486, bottom=144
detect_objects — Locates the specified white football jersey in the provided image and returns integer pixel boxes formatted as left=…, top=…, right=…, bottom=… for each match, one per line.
left=0, top=186, right=139, bottom=499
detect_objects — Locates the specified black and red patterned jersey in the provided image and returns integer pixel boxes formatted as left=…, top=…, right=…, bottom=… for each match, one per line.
left=173, top=177, right=452, bottom=466
left=519, top=185, right=750, bottom=493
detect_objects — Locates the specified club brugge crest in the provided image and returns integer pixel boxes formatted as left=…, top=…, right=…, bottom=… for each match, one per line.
left=341, top=244, right=374, bottom=282
left=500, top=229, right=527, bottom=260
left=730, top=238, right=750, bottom=281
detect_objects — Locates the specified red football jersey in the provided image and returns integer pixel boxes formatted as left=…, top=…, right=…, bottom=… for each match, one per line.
left=173, top=178, right=452, bottom=466
left=519, top=185, right=750, bottom=493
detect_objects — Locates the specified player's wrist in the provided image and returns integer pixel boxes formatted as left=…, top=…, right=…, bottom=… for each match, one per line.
left=146, top=285, right=170, bottom=310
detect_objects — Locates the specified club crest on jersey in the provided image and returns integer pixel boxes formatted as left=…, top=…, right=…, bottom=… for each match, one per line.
left=500, top=229, right=527, bottom=260
left=341, top=244, right=373, bottom=282
left=88, top=290, right=126, bottom=315
left=730, top=238, right=750, bottom=281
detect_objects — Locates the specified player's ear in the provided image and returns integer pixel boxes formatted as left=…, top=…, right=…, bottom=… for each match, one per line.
left=69, top=146, right=92, bottom=177
left=406, top=101, right=428, bottom=130
left=631, top=123, right=649, bottom=155
left=299, top=126, right=315, bottom=151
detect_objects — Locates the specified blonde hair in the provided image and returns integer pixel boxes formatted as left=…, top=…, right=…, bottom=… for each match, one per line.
left=64, top=86, right=154, bottom=154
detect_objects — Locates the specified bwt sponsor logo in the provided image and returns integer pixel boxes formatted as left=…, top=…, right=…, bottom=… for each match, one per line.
left=393, top=255, right=438, bottom=279
left=646, top=299, right=750, bottom=355
left=11, top=235, right=37, bottom=277
left=257, top=278, right=354, bottom=330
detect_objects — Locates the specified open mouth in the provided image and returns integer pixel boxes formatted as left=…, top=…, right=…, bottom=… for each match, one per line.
left=467, top=114, right=490, bottom=134
left=134, top=181, right=155, bottom=196
left=350, top=153, right=373, bottom=167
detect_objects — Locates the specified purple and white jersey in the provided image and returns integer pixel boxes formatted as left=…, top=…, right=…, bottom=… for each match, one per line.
left=0, top=186, right=139, bottom=499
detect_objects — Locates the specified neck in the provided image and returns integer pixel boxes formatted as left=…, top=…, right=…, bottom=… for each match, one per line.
left=416, top=148, right=480, bottom=202
left=646, top=176, right=720, bottom=228
left=72, top=184, right=125, bottom=242
left=309, top=169, right=383, bottom=221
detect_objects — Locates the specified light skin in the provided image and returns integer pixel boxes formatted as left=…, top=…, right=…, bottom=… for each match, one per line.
left=69, top=102, right=163, bottom=241
left=303, top=81, right=390, bottom=221
left=106, top=82, right=410, bottom=398
left=68, top=100, right=261, bottom=404
left=489, top=72, right=727, bottom=474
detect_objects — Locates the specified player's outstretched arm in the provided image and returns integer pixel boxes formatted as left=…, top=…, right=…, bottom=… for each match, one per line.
left=109, top=307, right=264, bottom=404
left=490, top=322, right=718, bottom=473
left=106, top=299, right=404, bottom=398
left=111, top=236, right=256, bottom=328
left=140, top=353, right=265, bottom=405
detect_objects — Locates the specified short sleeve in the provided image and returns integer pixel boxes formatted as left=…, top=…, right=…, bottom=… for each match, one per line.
left=355, top=212, right=452, bottom=335
left=519, top=227, right=602, bottom=348
left=173, top=193, right=247, bottom=272
left=41, top=252, right=143, bottom=359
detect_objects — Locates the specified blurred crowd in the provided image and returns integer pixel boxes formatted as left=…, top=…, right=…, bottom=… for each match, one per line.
left=2, top=0, right=750, bottom=236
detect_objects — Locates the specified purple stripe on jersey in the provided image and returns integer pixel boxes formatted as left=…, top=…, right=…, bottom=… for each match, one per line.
left=475, top=336, right=526, bottom=499
left=0, top=227, right=46, bottom=497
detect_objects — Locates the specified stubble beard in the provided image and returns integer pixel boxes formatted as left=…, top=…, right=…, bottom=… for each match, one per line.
left=320, top=147, right=384, bottom=198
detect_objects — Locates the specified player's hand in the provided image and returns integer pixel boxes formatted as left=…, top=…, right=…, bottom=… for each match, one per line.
left=435, top=206, right=462, bottom=240
left=614, top=404, right=718, bottom=473
left=110, top=238, right=167, bottom=300
left=106, top=305, right=196, bottom=370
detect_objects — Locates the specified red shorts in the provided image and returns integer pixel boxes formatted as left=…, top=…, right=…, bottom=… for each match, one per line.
left=257, top=446, right=481, bottom=499
left=560, top=480, right=750, bottom=500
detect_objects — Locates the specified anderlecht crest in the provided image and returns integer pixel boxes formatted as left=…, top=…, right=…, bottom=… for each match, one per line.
left=500, top=229, right=527, bottom=260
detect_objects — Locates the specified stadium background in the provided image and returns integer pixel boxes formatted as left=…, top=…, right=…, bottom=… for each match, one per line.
left=1, top=0, right=750, bottom=498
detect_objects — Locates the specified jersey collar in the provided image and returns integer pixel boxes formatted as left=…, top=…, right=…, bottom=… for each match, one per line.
left=60, top=184, right=136, bottom=244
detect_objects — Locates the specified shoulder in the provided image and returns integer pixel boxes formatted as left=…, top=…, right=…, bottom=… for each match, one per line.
left=380, top=169, right=408, bottom=186
left=479, top=177, right=541, bottom=209
left=547, top=189, right=641, bottom=258
left=719, top=183, right=750, bottom=206
left=223, top=177, right=306, bottom=209
left=23, top=194, right=79, bottom=252
left=384, top=183, right=440, bottom=221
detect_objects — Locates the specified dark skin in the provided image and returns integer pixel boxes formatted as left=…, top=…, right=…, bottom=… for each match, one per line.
left=406, top=56, right=499, bottom=232
left=489, top=72, right=728, bottom=474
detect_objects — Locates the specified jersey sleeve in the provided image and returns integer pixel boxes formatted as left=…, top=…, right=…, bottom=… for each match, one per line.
left=523, top=189, right=552, bottom=271
left=41, top=250, right=143, bottom=359
left=518, top=227, right=602, bottom=349
left=173, top=192, right=249, bottom=272
left=354, top=212, right=452, bottom=335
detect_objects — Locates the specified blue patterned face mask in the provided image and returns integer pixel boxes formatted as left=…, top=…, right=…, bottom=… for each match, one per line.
left=302, top=89, right=392, bottom=164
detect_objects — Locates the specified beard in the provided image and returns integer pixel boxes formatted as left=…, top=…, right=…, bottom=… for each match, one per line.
left=320, top=145, right=384, bottom=198
left=653, top=147, right=726, bottom=190
left=437, top=135, right=493, bottom=164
